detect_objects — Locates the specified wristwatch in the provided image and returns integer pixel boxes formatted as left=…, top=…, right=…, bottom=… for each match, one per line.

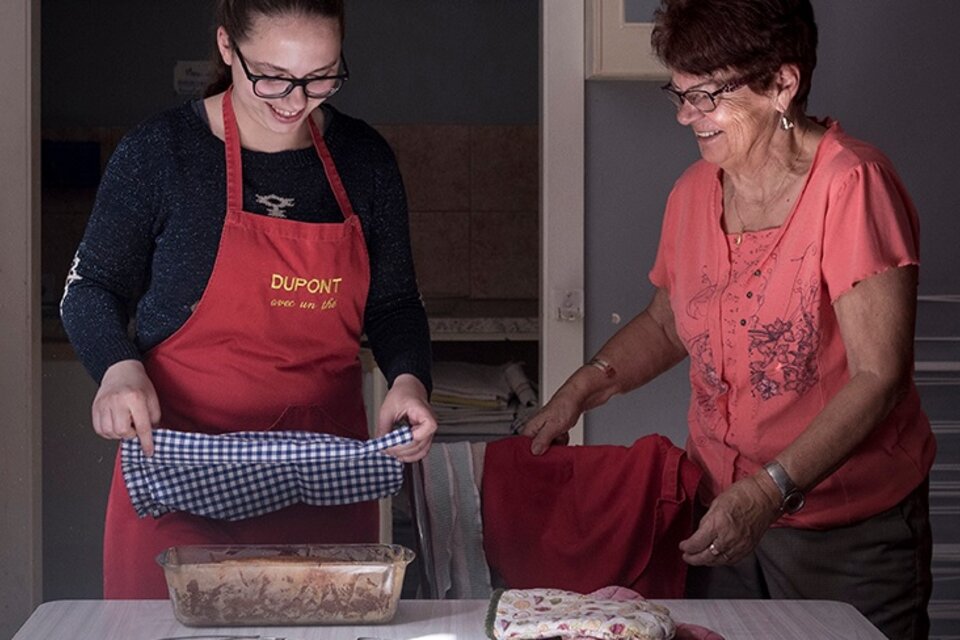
left=763, top=460, right=805, bottom=514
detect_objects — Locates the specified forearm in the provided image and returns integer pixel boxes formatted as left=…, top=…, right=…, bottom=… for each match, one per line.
left=757, top=266, right=918, bottom=505
left=593, top=316, right=687, bottom=396
left=61, top=132, right=164, bottom=382
left=576, top=288, right=688, bottom=408
left=555, top=324, right=682, bottom=417
left=61, top=277, right=141, bottom=383
left=763, top=370, right=908, bottom=503
left=365, top=294, right=433, bottom=393
left=362, top=140, right=433, bottom=392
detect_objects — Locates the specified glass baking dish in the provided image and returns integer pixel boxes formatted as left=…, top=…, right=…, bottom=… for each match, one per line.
left=156, top=543, right=415, bottom=626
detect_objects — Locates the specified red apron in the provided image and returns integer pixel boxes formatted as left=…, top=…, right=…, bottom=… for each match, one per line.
left=103, top=89, right=375, bottom=599
left=481, top=435, right=702, bottom=599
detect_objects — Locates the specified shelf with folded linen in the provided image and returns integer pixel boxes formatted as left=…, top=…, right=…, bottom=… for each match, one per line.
left=432, top=360, right=538, bottom=440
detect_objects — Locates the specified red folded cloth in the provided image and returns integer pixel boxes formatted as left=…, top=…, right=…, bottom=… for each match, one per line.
left=482, top=435, right=702, bottom=598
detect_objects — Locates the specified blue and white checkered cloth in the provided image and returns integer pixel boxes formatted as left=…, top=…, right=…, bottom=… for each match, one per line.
left=121, top=427, right=413, bottom=521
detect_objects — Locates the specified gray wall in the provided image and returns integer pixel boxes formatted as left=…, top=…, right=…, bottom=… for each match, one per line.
left=584, top=0, right=960, bottom=446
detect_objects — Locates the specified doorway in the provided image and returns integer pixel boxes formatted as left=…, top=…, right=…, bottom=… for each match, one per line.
left=5, top=0, right=585, bottom=612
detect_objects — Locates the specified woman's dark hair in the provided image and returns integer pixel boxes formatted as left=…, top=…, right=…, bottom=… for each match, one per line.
left=204, top=0, right=345, bottom=97
left=651, top=0, right=817, bottom=110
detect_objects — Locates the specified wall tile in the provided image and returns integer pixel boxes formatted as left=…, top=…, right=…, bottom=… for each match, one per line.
left=376, top=123, right=540, bottom=304
left=375, top=124, right=471, bottom=212
left=470, top=210, right=539, bottom=299
left=409, top=210, right=471, bottom=298
left=471, top=125, right=538, bottom=212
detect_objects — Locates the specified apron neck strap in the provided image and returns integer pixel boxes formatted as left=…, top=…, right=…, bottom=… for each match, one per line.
left=221, top=88, right=357, bottom=220
left=307, top=112, right=357, bottom=221
left=222, top=87, right=244, bottom=213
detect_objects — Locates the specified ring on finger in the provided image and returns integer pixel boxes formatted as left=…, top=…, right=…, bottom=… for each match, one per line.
left=708, top=541, right=721, bottom=557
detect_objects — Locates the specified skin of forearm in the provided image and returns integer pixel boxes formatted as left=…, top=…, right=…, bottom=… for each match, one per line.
left=770, top=368, right=910, bottom=496
left=561, top=292, right=688, bottom=414
left=761, top=266, right=918, bottom=500
left=594, top=312, right=688, bottom=397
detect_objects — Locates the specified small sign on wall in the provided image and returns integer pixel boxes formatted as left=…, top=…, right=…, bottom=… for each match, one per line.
left=173, top=60, right=217, bottom=96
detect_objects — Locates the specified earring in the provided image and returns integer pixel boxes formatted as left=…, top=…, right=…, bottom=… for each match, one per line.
left=779, top=112, right=795, bottom=131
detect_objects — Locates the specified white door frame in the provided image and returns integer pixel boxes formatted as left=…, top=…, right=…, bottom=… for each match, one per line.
left=540, top=1, right=585, bottom=444
left=0, top=0, right=42, bottom=635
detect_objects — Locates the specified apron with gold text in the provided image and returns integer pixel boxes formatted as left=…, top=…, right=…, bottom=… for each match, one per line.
left=103, top=88, right=374, bottom=598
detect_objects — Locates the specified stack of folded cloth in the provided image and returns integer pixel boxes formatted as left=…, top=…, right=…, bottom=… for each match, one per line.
left=432, top=361, right=538, bottom=436
left=121, top=426, right=412, bottom=521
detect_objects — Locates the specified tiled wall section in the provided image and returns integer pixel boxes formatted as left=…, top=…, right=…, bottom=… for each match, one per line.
left=376, top=124, right=539, bottom=300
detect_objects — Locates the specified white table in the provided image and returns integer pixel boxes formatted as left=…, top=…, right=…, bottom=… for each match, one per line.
left=12, top=598, right=885, bottom=640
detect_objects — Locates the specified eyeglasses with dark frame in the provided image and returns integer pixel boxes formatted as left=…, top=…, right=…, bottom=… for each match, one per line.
left=233, top=46, right=349, bottom=99
left=660, top=79, right=746, bottom=113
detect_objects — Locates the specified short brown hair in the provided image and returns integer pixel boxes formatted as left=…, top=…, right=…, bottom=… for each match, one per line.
left=651, top=0, right=818, bottom=109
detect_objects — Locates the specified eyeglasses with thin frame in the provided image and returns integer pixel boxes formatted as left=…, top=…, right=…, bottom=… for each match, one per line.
left=233, top=46, right=349, bottom=99
left=661, top=79, right=745, bottom=113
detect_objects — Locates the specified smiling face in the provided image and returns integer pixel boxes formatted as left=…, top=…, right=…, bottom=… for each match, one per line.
left=669, top=70, right=781, bottom=174
left=218, top=12, right=342, bottom=151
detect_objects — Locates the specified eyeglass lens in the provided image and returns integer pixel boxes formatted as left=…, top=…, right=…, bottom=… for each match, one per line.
left=664, top=88, right=719, bottom=113
left=234, top=46, right=347, bottom=99
left=254, top=73, right=344, bottom=99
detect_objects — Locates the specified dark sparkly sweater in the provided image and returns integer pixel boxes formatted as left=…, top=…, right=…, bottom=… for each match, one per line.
left=60, top=99, right=432, bottom=391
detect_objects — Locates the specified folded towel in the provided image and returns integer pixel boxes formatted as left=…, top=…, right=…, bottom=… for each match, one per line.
left=503, top=362, right=537, bottom=408
left=432, top=361, right=538, bottom=409
left=121, top=427, right=412, bottom=521
left=422, top=441, right=492, bottom=598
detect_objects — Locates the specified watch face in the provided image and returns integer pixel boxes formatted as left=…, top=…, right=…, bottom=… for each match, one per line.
left=783, top=490, right=805, bottom=514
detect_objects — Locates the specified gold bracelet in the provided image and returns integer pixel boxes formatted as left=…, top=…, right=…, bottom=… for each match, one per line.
left=586, top=357, right=615, bottom=378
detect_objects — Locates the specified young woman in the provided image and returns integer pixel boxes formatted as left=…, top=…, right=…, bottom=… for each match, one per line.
left=61, top=0, right=437, bottom=598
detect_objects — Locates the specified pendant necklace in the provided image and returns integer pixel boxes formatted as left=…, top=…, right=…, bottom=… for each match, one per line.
left=730, top=127, right=807, bottom=246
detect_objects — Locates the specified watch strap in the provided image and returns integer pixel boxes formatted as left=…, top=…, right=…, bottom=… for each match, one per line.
left=763, top=460, right=804, bottom=513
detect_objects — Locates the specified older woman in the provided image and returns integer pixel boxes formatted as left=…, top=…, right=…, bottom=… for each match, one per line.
left=521, top=1, right=936, bottom=638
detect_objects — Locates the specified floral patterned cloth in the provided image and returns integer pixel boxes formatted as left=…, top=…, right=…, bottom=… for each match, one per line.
left=486, top=587, right=676, bottom=640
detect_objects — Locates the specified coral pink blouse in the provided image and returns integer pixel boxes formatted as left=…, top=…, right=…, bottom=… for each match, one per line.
left=649, top=121, right=936, bottom=528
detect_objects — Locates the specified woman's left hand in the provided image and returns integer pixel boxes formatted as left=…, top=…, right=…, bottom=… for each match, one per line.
left=679, top=474, right=781, bottom=566
left=377, top=373, right=437, bottom=463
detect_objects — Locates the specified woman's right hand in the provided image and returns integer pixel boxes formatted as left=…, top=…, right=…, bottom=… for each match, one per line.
left=519, top=390, right=582, bottom=455
left=92, top=359, right=161, bottom=456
